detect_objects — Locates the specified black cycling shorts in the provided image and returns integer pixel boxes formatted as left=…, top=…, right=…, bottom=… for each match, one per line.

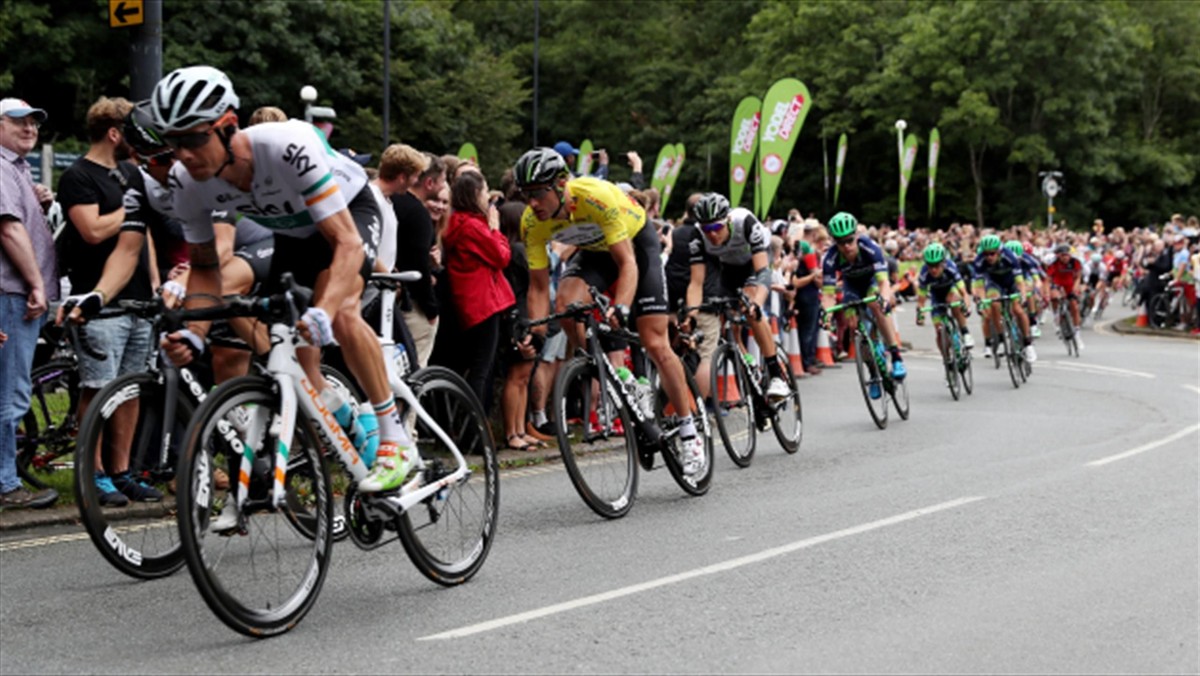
left=264, top=186, right=380, bottom=293
left=562, top=220, right=669, bottom=318
left=233, top=235, right=274, bottom=295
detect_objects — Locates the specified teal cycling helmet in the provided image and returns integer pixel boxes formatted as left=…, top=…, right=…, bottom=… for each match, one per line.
left=1003, top=240, right=1024, bottom=256
left=828, top=212, right=858, bottom=239
left=979, top=234, right=1002, bottom=252
left=923, top=242, right=947, bottom=265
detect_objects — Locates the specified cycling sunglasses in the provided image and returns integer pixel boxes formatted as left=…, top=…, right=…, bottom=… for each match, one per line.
left=834, top=236, right=856, bottom=247
left=519, top=185, right=553, bottom=200
left=163, top=127, right=218, bottom=151
left=701, top=221, right=726, bottom=233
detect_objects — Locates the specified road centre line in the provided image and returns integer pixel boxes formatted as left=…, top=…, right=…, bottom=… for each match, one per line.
left=418, top=496, right=987, bottom=641
left=1086, top=423, right=1200, bottom=467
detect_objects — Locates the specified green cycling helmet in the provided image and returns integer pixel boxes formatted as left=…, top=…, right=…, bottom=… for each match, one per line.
left=828, top=211, right=858, bottom=238
left=1003, top=240, right=1024, bottom=256
left=979, top=234, right=1002, bottom=252
left=923, top=242, right=947, bottom=265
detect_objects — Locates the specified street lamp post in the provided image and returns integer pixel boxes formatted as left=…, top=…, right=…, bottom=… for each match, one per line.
left=895, top=118, right=907, bottom=229
left=300, top=85, right=336, bottom=124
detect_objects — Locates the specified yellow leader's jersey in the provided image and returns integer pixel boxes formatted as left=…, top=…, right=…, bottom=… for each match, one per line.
left=521, top=177, right=647, bottom=270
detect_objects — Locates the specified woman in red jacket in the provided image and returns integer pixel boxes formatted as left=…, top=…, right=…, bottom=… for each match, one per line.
left=442, top=171, right=516, bottom=410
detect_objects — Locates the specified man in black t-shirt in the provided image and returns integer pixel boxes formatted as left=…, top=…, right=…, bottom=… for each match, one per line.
left=393, top=153, right=444, bottom=368
left=55, top=96, right=159, bottom=507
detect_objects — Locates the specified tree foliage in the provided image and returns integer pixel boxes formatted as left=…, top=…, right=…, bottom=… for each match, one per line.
left=2, top=0, right=1195, bottom=228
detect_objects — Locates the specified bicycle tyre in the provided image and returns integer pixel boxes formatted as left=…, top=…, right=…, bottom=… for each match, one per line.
left=853, top=334, right=888, bottom=429
left=17, top=359, right=80, bottom=490
left=1003, top=320, right=1021, bottom=389
left=177, top=375, right=333, bottom=638
left=709, top=344, right=755, bottom=467
left=657, top=363, right=714, bottom=496
left=939, top=324, right=961, bottom=401
left=1011, top=319, right=1030, bottom=383
left=553, top=357, right=638, bottom=519
left=73, top=371, right=190, bottom=579
left=960, top=345, right=975, bottom=395
left=396, top=366, right=499, bottom=586
left=768, top=350, right=802, bottom=454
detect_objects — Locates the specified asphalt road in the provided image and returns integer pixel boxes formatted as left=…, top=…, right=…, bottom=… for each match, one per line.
left=2, top=308, right=1197, bottom=675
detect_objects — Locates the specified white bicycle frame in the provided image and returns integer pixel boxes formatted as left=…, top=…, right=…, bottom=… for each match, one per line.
left=230, top=273, right=470, bottom=517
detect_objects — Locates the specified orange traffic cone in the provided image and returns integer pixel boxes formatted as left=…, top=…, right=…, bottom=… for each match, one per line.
left=816, top=327, right=835, bottom=366
left=1135, top=303, right=1149, bottom=328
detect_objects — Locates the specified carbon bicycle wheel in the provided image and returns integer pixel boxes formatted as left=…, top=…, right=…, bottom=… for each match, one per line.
left=853, top=334, right=888, bottom=430
left=709, top=344, right=755, bottom=467
left=1003, top=320, right=1021, bottom=388
left=1011, top=319, right=1030, bottom=383
left=17, top=360, right=80, bottom=490
left=553, top=357, right=638, bottom=519
left=656, top=362, right=714, bottom=496
left=960, top=343, right=975, bottom=395
left=177, top=375, right=333, bottom=638
left=939, top=324, right=961, bottom=401
left=396, top=366, right=499, bottom=586
left=73, top=371, right=190, bottom=580
left=768, top=350, right=802, bottom=454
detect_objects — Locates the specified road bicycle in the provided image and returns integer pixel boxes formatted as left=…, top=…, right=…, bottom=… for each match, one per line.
left=980, top=293, right=1030, bottom=388
left=16, top=324, right=82, bottom=490
left=918, top=301, right=974, bottom=400
left=1149, top=275, right=1187, bottom=329
left=175, top=273, right=498, bottom=637
left=689, top=295, right=802, bottom=467
left=824, top=296, right=909, bottom=430
left=523, top=286, right=713, bottom=519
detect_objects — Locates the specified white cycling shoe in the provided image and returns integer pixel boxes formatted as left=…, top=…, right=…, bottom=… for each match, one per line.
left=766, top=377, right=790, bottom=401
left=1023, top=344, right=1038, bottom=363
left=963, top=333, right=975, bottom=349
left=679, top=435, right=706, bottom=477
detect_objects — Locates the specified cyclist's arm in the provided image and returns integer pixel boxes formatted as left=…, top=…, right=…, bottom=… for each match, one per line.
left=686, top=262, right=704, bottom=320
left=607, top=238, right=638, bottom=310
left=527, top=267, right=550, bottom=333
left=313, top=208, right=365, bottom=316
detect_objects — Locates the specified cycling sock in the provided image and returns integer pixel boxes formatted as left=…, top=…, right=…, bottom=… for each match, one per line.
left=961, top=326, right=971, bottom=334
left=679, top=415, right=697, bottom=439
left=889, top=346, right=903, bottom=361
left=532, top=409, right=548, bottom=427
left=374, top=397, right=413, bottom=446
left=766, top=356, right=784, bottom=379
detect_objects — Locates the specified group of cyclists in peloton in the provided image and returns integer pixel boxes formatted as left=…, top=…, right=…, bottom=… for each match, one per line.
left=56, top=63, right=1118, bottom=515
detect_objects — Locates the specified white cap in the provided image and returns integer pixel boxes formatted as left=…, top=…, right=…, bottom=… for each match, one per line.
left=0, top=98, right=47, bottom=121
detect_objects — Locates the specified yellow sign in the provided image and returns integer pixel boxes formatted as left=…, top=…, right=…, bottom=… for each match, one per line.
left=1048, top=206, right=1057, bottom=213
left=109, top=0, right=143, bottom=27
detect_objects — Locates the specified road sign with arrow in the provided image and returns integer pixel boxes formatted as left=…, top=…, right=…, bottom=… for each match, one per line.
left=109, top=0, right=144, bottom=27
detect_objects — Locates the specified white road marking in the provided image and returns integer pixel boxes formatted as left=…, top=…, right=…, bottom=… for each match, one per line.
left=1086, top=424, right=1200, bottom=467
left=1051, top=361, right=1154, bottom=379
left=419, top=496, right=986, bottom=641
left=1183, top=384, right=1200, bottom=396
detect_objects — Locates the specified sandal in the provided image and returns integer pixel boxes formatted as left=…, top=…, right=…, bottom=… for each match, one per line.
left=504, top=434, right=532, bottom=451
left=520, top=434, right=548, bottom=449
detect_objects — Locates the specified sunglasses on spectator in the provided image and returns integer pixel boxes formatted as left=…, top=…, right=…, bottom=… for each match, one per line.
left=163, top=126, right=218, bottom=151
left=701, top=221, right=726, bottom=233
left=835, top=236, right=856, bottom=247
left=519, top=185, right=553, bottom=200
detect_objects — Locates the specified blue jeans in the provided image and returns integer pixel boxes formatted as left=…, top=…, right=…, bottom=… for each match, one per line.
left=795, top=296, right=821, bottom=369
left=0, top=294, right=45, bottom=493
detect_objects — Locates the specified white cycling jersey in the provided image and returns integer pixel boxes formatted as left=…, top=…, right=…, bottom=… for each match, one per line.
left=701, top=207, right=769, bottom=267
left=142, top=165, right=273, bottom=246
left=171, top=120, right=367, bottom=243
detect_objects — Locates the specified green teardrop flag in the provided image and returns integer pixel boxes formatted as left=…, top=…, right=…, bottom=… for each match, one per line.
left=834, top=133, right=848, bottom=207
left=576, top=139, right=594, bottom=176
left=662, top=143, right=685, bottom=213
left=927, top=128, right=940, bottom=220
left=757, top=78, right=813, bottom=219
left=457, top=142, right=479, bottom=167
left=728, top=95, right=761, bottom=208
left=898, top=133, right=918, bottom=220
left=651, top=143, right=675, bottom=195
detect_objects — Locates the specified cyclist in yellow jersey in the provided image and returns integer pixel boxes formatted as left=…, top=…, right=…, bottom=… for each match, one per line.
left=513, top=148, right=705, bottom=476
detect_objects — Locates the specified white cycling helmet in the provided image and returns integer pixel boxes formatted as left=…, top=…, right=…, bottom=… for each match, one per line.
left=150, top=65, right=240, bottom=133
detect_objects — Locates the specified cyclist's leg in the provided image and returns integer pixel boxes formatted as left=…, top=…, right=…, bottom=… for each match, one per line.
left=692, top=311, right=722, bottom=399
left=741, top=272, right=779, bottom=360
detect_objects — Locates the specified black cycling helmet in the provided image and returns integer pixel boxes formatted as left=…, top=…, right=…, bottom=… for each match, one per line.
left=513, top=148, right=568, bottom=188
left=692, top=193, right=731, bottom=224
left=123, top=101, right=169, bottom=158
